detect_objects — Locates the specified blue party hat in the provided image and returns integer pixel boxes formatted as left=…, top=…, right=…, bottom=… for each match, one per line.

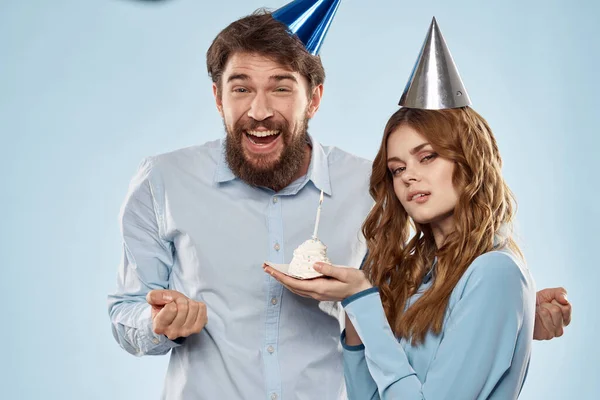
left=272, top=0, right=342, bottom=55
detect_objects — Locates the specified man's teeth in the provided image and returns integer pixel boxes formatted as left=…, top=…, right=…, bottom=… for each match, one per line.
left=412, top=193, right=427, bottom=201
left=246, top=130, right=279, bottom=137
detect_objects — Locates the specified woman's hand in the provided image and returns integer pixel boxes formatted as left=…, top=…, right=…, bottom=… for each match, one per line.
left=263, top=262, right=373, bottom=302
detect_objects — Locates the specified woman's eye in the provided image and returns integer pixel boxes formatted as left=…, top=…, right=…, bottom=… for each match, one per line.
left=421, top=153, right=438, bottom=162
left=391, top=167, right=405, bottom=176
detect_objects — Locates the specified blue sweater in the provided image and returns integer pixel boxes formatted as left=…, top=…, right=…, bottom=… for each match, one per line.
left=342, top=250, right=536, bottom=399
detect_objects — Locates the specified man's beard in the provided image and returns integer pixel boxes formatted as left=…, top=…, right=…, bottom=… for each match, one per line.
left=224, top=116, right=309, bottom=191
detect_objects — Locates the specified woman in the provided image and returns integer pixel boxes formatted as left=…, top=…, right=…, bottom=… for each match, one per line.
left=265, top=105, right=536, bottom=398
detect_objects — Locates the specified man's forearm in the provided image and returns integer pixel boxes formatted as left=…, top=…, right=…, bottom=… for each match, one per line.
left=109, top=299, right=179, bottom=356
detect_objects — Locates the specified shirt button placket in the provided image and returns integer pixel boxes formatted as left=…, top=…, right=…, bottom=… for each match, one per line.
left=265, top=194, right=283, bottom=400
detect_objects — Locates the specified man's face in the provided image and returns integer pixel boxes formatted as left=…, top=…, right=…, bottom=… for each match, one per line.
left=214, top=52, right=322, bottom=189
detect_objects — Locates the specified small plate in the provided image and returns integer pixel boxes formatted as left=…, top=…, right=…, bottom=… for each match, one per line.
left=263, top=261, right=324, bottom=280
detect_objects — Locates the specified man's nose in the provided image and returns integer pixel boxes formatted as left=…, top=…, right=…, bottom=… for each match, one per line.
left=247, top=92, right=274, bottom=121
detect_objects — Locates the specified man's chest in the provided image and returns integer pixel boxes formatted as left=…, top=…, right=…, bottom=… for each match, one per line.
left=162, top=181, right=369, bottom=274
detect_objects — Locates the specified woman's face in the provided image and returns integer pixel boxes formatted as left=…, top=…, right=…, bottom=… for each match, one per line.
left=386, top=124, right=459, bottom=229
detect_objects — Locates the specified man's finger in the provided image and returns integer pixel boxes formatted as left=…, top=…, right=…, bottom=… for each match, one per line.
left=182, top=301, right=200, bottom=335
left=536, top=287, right=568, bottom=306
left=536, top=305, right=555, bottom=339
left=543, top=303, right=563, bottom=333
left=554, top=289, right=569, bottom=305
left=563, top=303, right=572, bottom=326
left=533, top=313, right=550, bottom=341
left=539, top=303, right=563, bottom=338
left=169, top=297, right=190, bottom=331
left=154, top=302, right=178, bottom=334
left=551, top=299, right=572, bottom=326
left=146, top=289, right=186, bottom=306
left=193, top=302, right=208, bottom=333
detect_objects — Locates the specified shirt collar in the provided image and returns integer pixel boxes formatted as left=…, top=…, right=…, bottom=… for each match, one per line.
left=213, top=135, right=332, bottom=195
left=213, top=141, right=236, bottom=184
left=305, top=135, right=332, bottom=195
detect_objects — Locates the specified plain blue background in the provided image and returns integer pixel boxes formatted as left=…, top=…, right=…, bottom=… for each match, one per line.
left=1, top=0, right=597, bottom=398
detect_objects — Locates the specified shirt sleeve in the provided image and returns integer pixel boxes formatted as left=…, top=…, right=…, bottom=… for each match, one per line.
left=107, top=157, right=182, bottom=356
left=343, top=252, right=534, bottom=399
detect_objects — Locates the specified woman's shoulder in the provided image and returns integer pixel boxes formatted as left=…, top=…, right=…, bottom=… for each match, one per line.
left=456, top=249, right=534, bottom=297
left=471, top=249, right=526, bottom=274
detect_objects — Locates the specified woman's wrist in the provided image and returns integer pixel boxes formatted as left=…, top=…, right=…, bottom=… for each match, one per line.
left=351, top=278, right=373, bottom=298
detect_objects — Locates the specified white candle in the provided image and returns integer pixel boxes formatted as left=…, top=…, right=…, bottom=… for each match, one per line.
left=312, top=190, right=324, bottom=239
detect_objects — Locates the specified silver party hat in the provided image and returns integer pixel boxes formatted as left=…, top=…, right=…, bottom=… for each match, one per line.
left=399, top=17, right=471, bottom=109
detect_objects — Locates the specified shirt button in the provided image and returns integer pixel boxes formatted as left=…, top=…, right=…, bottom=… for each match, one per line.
left=271, top=297, right=278, bottom=305
left=267, top=345, right=275, bottom=354
left=274, top=243, right=280, bottom=251
left=152, top=337, right=160, bottom=344
left=271, top=393, right=278, bottom=400
left=272, top=196, right=278, bottom=203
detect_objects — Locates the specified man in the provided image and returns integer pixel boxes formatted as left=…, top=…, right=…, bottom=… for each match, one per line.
left=108, top=3, right=571, bottom=399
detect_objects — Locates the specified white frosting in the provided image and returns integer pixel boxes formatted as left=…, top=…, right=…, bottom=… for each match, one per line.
left=287, top=238, right=331, bottom=279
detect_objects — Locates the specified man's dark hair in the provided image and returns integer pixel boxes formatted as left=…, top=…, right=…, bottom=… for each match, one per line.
left=207, top=10, right=326, bottom=96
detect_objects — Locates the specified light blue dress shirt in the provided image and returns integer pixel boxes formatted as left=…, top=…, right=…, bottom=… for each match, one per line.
left=108, top=136, right=374, bottom=400
left=342, top=250, right=536, bottom=399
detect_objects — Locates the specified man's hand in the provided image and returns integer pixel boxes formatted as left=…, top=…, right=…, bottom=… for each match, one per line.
left=146, top=289, right=208, bottom=340
left=534, top=287, right=571, bottom=340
